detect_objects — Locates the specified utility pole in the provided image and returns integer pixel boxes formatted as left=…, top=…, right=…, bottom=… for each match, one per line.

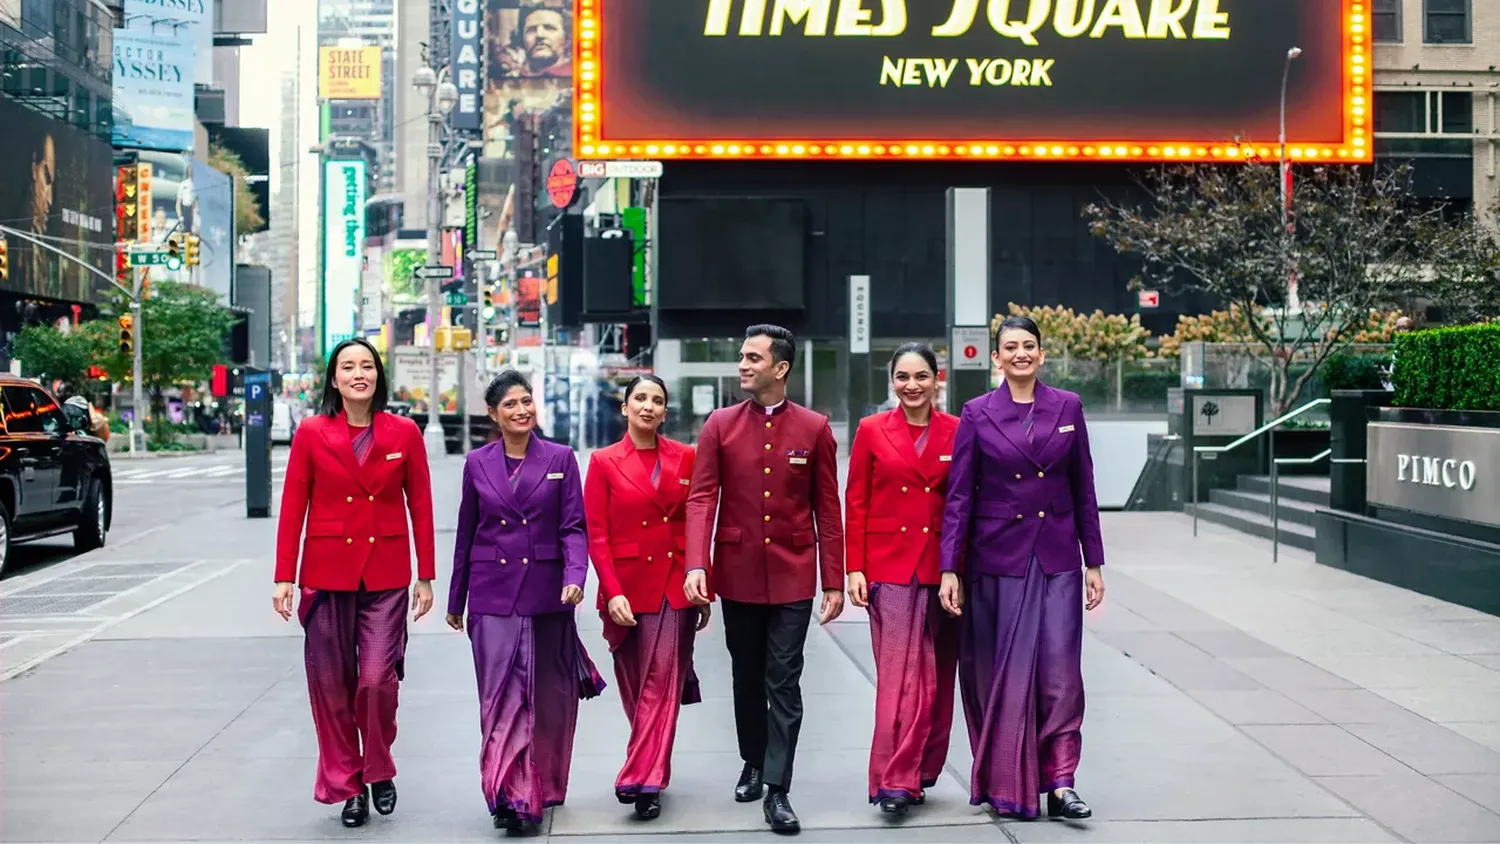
left=131, top=267, right=146, bottom=454
left=413, top=63, right=459, bottom=459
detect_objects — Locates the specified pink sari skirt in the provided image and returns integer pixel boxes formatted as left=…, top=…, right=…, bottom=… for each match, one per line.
left=866, top=578, right=958, bottom=802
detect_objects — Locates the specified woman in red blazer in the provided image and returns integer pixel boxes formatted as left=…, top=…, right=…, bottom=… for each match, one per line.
left=584, top=374, right=710, bottom=821
left=844, top=343, right=961, bottom=816
left=272, top=338, right=436, bottom=828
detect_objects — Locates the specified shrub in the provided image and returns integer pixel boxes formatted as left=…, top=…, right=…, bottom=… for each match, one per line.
left=1392, top=322, right=1500, bottom=411
left=1322, top=353, right=1391, bottom=391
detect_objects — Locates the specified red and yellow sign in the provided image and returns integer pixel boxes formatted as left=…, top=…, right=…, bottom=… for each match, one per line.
left=574, top=0, right=1371, bottom=164
left=320, top=46, right=383, bottom=100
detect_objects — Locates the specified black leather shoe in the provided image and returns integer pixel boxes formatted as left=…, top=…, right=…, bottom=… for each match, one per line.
left=634, top=791, right=661, bottom=820
left=764, top=790, right=801, bottom=834
left=492, top=806, right=516, bottom=830
left=341, top=788, right=369, bottom=828
left=879, top=796, right=909, bottom=815
left=1047, top=788, right=1092, bottom=819
left=370, top=779, right=397, bottom=815
left=734, top=764, right=764, bottom=802
left=507, top=817, right=539, bottom=836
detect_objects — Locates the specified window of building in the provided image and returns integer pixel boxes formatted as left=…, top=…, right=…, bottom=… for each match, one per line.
left=1424, top=0, right=1471, bottom=43
left=1374, top=90, right=1473, bottom=135
left=1373, top=0, right=1402, bottom=42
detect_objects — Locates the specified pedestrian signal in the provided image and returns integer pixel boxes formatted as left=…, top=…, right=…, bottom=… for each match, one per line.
left=118, top=314, right=134, bottom=356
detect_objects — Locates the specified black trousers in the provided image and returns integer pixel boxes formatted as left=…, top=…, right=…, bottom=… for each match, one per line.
left=720, top=597, right=814, bottom=792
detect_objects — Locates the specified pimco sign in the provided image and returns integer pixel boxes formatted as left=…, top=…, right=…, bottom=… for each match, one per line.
left=322, top=159, right=367, bottom=356
left=1368, top=422, right=1493, bottom=528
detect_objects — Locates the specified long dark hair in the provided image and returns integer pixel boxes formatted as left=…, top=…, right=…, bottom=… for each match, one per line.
left=623, top=374, right=669, bottom=405
left=888, top=342, right=939, bottom=377
left=320, top=338, right=390, bottom=418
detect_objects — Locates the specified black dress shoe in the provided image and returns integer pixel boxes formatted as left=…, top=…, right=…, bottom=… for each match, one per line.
left=1047, top=788, right=1092, bottom=819
left=634, top=791, right=661, bottom=820
left=734, top=764, right=764, bottom=802
left=879, top=795, right=909, bottom=815
left=341, top=788, right=369, bottom=828
left=507, top=817, right=539, bottom=836
left=492, top=806, right=516, bottom=830
left=615, top=788, right=636, bottom=805
left=763, top=790, right=801, bottom=834
left=370, top=779, right=397, bottom=815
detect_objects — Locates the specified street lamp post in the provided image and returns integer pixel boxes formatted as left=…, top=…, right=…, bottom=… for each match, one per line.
left=1280, top=46, right=1303, bottom=312
left=413, top=65, right=460, bottom=459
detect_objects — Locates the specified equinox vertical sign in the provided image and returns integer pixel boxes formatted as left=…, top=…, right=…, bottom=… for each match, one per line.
left=450, top=0, right=483, bottom=131
left=323, top=159, right=367, bottom=355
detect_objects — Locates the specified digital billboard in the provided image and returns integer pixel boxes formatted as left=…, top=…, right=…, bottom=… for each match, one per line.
left=323, top=159, right=367, bottom=355
left=574, top=0, right=1369, bottom=164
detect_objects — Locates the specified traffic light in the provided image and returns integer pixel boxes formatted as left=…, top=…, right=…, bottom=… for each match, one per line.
left=165, top=235, right=183, bottom=271
left=117, top=314, right=133, bottom=356
left=481, top=285, right=496, bottom=322
left=115, top=244, right=131, bottom=288
left=184, top=234, right=201, bottom=266
left=0, top=235, right=9, bottom=282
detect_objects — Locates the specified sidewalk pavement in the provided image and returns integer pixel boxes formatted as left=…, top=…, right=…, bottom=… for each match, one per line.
left=3, top=453, right=1499, bottom=843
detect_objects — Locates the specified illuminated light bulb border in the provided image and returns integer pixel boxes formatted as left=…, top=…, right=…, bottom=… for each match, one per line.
left=573, top=0, right=1372, bottom=165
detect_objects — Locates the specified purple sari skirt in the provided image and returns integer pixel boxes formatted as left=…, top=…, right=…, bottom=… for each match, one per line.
left=958, top=556, right=1084, bottom=818
left=867, top=579, right=958, bottom=803
left=469, top=611, right=607, bottom=823
left=605, top=599, right=702, bottom=797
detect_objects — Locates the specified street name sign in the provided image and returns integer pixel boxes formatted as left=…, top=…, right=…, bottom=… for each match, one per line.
left=469, top=249, right=498, bottom=260
left=128, top=249, right=180, bottom=270
left=414, top=265, right=455, bottom=279
left=444, top=291, right=469, bottom=306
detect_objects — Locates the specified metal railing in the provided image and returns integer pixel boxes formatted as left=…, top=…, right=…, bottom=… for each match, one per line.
left=1271, top=448, right=1330, bottom=562
left=1192, top=398, right=1332, bottom=556
left=1125, top=434, right=1181, bottom=511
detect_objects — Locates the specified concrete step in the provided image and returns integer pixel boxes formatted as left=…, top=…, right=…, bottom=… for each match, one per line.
left=1186, top=501, right=1318, bottom=552
left=1208, top=488, right=1323, bottom=528
left=1238, top=475, right=1331, bottom=508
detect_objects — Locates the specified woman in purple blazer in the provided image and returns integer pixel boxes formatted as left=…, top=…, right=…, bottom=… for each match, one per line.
left=447, top=369, right=605, bottom=835
left=939, top=316, right=1106, bottom=821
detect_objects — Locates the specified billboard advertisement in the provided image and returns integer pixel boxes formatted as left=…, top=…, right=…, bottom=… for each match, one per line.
left=191, top=158, right=234, bottom=304
left=323, top=159, right=367, bottom=355
left=0, top=95, right=113, bottom=303
left=112, top=0, right=213, bottom=152
left=319, top=46, right=383, bottom=100
left=575, top=0, right=1368, bottom=164
left=450, top=0, right=485, bottom=130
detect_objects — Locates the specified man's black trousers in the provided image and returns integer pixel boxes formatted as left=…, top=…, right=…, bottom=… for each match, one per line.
left=720, top=597, right=814, bottom=792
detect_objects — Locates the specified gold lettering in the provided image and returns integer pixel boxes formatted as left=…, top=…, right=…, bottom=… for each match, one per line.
left=1090, top=0, right=1145, bottom=38
left=770, top=0, right=830, bottom=35
left=1053, top=0, right=1095, bottom=37
left=1193, top=0, right=1230, bottom=38
left=1029, top=57, right=1054, bottom=84
left=988, top=0, right=1049, bottom=46
left=966, top=56, right=989, bottom=84
left=985, top=58, right=1012, bottom=84
left=1012, top=58, right=1033, bottom=85
left=834, top=0, right=874, bottom=34
left=932, top=0, right=979, bottom=36
left=1146, top=0, right=1191, bottom=37
left=881, top=55, right=903, bottom=84
left=924, top=57, right=959, bottom=86
left=742, top=0, right=767, bottom=34
left=871, top=0, right=906, bottom=35
left=902, top=59, right=922, bottom=85
left=705, top=0, right=733, bottom=35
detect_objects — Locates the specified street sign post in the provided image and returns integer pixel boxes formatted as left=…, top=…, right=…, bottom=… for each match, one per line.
left=468, top=249, right=497, bottom=261
left=444, top=291, right=468, bottom=307
left=128, top=248, right=181, bottom=271
left=414, top=265, right=455, bottom=279
left=243, top=369, right=273, bottom=518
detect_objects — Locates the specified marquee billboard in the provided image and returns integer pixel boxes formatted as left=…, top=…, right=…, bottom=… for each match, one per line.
left=323, top=159, right=367, bottom=356
left=573, top=0, right=1369, bottom=163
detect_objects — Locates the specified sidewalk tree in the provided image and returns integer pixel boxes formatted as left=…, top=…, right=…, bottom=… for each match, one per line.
left=97, top=280, right=236, bottom=440
left=1084, top=161, right=1495, bottom=414
left=10, top=323, right=98, bottom=399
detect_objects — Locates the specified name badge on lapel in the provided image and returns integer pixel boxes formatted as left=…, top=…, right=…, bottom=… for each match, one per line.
left=546, top=472, right=564, bottom=480
left=679, top=477, right=691, bottom=486
left=1058, top=425, right=1076, bottom=434
left=786, top=448, right=810, bottom=466
left=939, top=454, right=952, bottom=462
left=385, top=452, right=403, bottom=461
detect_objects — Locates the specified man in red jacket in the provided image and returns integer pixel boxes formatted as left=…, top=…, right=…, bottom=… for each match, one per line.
left=685, top=324, right=844, bottom=834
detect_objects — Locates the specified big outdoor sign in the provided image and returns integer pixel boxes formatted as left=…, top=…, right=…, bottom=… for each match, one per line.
left=1367, top=422, right=1497, bottom=529
left=574, top=0, right=1368, bottom=163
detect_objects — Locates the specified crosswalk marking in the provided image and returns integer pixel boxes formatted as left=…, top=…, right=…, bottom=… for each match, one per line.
left=108, top=462, right=289, bottom=484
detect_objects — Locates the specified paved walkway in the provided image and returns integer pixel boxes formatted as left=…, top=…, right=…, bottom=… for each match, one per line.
left=3, top=455, right=1499, bottom=842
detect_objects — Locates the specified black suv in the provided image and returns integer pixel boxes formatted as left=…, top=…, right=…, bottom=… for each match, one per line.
left=0, top=376, right=112, bottom=575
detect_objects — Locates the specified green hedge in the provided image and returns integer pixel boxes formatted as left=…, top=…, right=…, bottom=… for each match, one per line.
left=1392, top=322, right=1500, bottom=411
left=1322, top=353, right=1391, bottom=391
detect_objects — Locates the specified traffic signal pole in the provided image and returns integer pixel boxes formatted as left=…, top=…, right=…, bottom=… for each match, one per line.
left=131, top=267, right=145, bottom=455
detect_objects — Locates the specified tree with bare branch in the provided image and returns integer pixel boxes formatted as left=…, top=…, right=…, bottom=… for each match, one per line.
left=1084, top=162, right=1499, bottom=414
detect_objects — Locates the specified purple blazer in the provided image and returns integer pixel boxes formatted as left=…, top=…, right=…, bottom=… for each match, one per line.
left=449, top=434, right=589, bottom=617
left=940, top=381, right=1106, bottom=578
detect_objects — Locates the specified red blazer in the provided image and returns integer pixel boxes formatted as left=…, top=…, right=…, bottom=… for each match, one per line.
left=844, top=408, right=959, bottom=586
left=584, top=435, right=706, bottom=614
left=275, top=411, right=436, bottom=591
left=685, top=400, right=844, bottom=605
